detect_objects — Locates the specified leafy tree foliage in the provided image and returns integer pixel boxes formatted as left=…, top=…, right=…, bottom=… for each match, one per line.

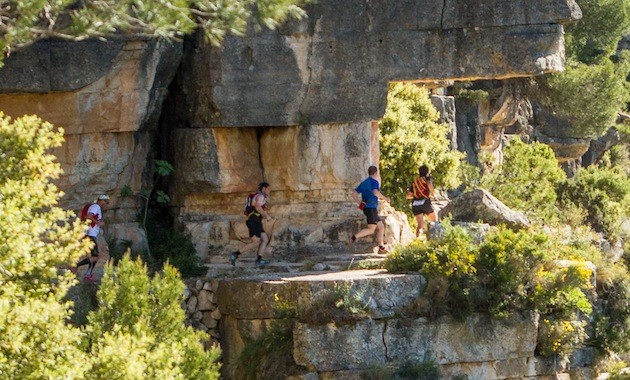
left=0, top=113, right=220, bottom=378
left=536, top=0, right=630, bottom=139
left=87, top=255, right=221, bottom=379
left=0, top=112, right=89, bottom=378
left=565, top=0, right=630, bottom=63
left=537, top=58, right=630, bottom=138
left=0, top=0, right=310, bottom=62
left=556, top=165, right=630, bottom=237
left=481, top=138, right=566, bottom=220
left=379, top=83, right=464, bottom=212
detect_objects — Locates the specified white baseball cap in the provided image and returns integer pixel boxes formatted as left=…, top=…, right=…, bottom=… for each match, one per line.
left=97, top=194, right=110, bottom=202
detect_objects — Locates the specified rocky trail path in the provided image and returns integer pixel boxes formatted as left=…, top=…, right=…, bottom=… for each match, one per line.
left=74, top=241, right=393, bottom=283
left=204, top=243, right=389, bottom=279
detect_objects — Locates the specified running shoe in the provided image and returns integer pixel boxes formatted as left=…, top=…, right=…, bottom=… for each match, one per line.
left=255, top=259, right=269, bottom=266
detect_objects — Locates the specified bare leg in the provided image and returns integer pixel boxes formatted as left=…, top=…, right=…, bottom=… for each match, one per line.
left=240, top=236, right=261, bottom=255
left=257, top=233, right=269, bottom=256
left=375, top=221, right=385, bottom=246
left=414, top=214, right=423, bottom=237
left=426, top=212, right=437, bottom=239
left=427, top=212, right=437, bottom=223
left=354, top=224, right=377, bottom=240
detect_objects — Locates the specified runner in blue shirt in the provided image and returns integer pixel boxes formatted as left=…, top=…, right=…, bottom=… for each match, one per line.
left=350, top=165, right=391, bottom=254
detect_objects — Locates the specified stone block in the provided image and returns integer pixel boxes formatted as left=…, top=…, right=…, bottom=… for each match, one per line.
left=186, top=295, right=197, bottom=314
left=384, top=312, right=539, bottom=364
left=201, top=312, right=218, bottom=329
left=197, top=290, right=215, bottom=311
left=216, top=271, right=426, bottom=320
left=293, top=320, right=387, bottom=372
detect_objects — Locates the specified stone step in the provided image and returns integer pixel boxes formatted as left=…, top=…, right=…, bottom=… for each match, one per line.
left=202, top=245, right=389, bottom=279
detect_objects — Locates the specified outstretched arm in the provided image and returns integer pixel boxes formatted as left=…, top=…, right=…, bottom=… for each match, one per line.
left=428, top=181, right=436, bottom=198
left=373, top=189, right=391, bottom=203
left=350, top=189, right=361, bottom=203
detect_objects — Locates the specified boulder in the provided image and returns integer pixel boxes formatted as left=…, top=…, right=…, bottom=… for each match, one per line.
left=107, top=222, right=149, bottom=255
left=582, top=127, right=621, bottom=167
left=439, top=188, right=530, bottom=230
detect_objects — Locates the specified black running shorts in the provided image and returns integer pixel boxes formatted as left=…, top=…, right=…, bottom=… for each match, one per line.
left=246, top=220, right=265, bottom=238
left=85, top=236, right=99, bottom=257
left=363, top=208, right=381, bottom=225
left=412, top=199, right=434, bottom=215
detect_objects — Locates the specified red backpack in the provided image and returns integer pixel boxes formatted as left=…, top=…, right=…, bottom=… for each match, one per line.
left=80, top=203, right=99, bottom=227
left=243, top=192, right=258, bottom=217
left=80, top=203, right=92, bottom=221
left=243, top=192, right=266, bottom=219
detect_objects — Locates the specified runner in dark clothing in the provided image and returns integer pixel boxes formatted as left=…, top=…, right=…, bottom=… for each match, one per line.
left=230, top=182, right=274, bottom=266
left=406, top=165, right=437, bottom=238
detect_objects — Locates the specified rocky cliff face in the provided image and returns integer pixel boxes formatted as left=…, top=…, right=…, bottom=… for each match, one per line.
left=0, top=0, right=580, bottom=259
left=173, top=0, right=579, bottom=127
left=210, top=270, right=596, bottom=379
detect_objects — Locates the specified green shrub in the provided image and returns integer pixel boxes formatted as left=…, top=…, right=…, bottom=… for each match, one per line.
left=379, top=83, right=465, bottom=214
left=145, top=216, right=207, bottom=278
left=591, top=267, right=630, bottom=353
left=394, top=360, right=441, bottom=380
left=384, top=239, right=429, bottom=273
left=452, top=82, right=489, bottom=104
left=531, top=262, right=594, bottom=318
left=234, top=320, right=295, bottom=380
left=235, top=294, right=300, bottom=379
left=299, top=283, right=370, bottom=325
left=474, top=229, right=549, bottom=317
left=537, top=316, right=589, bottom=357
left=386, top=222, right=477, bottom=277
left=87, top=255, right=221, bottom=379
left=556, top=165, right=630, bottom=238
left=457, top=162, right=483, bottom=192
left=385, top=223, right=477, bottom=319
left=481, top=138, right=566, bottom=221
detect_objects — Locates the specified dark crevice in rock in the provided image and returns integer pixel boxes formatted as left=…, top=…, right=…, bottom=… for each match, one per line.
left=383, top=319, right=389, bottom=359
left=256, top=127, right=267, bottom=181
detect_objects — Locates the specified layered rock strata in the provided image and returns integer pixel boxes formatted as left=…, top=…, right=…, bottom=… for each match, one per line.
left=0, top=0, right=580, bottom=257
left=212, top=269, right=596, bottom=379
left=167, top=0, right=579, bottom=258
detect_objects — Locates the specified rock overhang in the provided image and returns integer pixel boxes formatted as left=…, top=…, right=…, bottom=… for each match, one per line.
left=177, top=0, right=582, bottom=127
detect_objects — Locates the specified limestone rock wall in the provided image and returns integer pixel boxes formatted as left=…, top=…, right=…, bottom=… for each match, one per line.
left=173, top=0, right=579, bottom=128
left=174, top=121, right=389, bottom=258
left=0, top=38, right=182, bottom=224
left=0, top=0, right=580, bottom=256
left=167, top=0, right=579, bottom=258
left=209, top=270, right=596, bottom=379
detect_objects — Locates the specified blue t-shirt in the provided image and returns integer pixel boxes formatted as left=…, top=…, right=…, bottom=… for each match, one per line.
left=355, top=177, right=380, bottom=209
